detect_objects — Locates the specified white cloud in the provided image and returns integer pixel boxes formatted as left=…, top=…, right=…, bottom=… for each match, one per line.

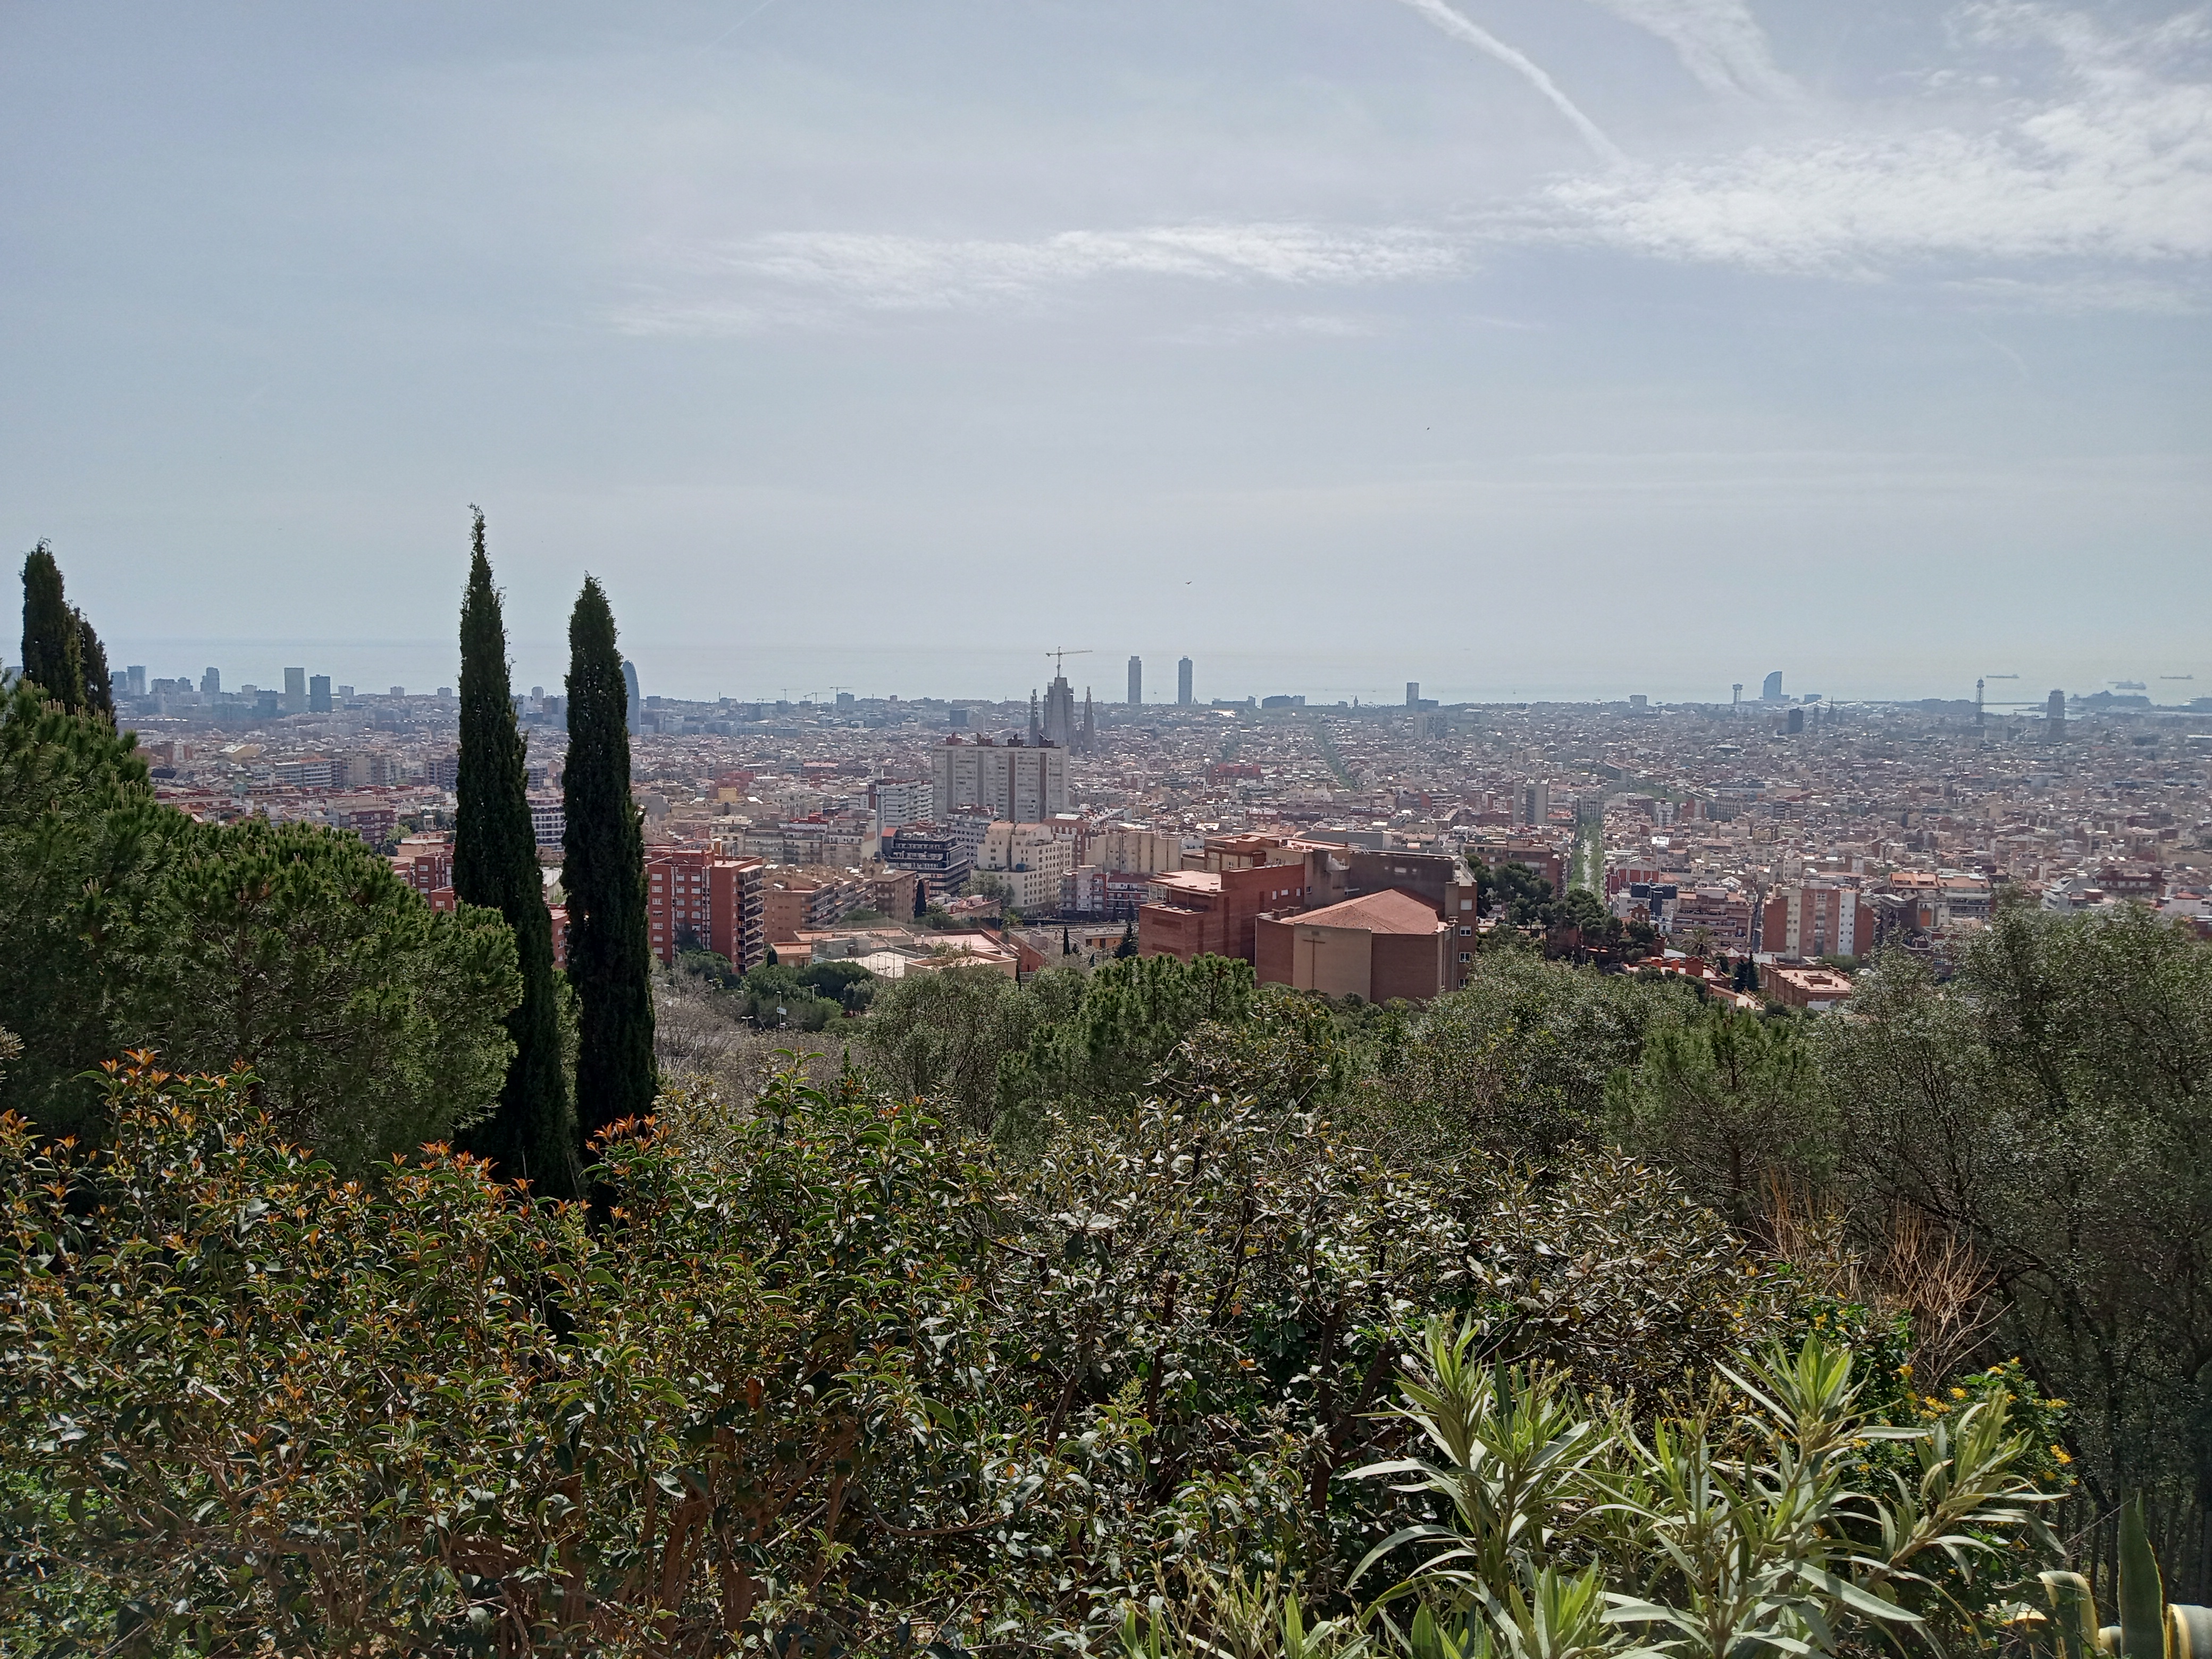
left=616, top=222, right=1469, bottom=332
left=1582, top=0, right=1798, bottom=100
left=1535, top=4, right=2212, bottom=272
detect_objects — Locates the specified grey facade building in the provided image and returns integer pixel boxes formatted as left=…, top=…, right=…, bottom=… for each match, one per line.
left=1127, top=656, right=1142, bottom=706
left=1178, top=657, right=1193, bottom=705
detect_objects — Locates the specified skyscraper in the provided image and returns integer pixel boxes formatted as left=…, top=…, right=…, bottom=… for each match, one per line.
left=1406, top=682, right=1420, bottom=709
left=1177, top=657, right=1193, bottom=706
left=308, top=674, right=332, bottom=713
left=1762, top=672, right=1783, bottom=702
left=283, top=666, right=307, bottom=714
left=1127, top=656, right=1142, bottom=706
left=202, top=666, right=220, bottom=696
left=622, top=659, right=642, bottom=734
left=2047, top=689, right=2067, bottom=740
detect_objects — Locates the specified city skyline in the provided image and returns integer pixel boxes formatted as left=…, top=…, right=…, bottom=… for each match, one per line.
left=88, top=633, right=2208, bottom=714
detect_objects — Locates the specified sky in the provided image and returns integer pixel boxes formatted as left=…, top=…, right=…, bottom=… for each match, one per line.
left=3, top=0, right=2208, bottom=706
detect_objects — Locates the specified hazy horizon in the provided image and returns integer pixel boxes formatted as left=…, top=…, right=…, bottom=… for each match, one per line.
left=100, top=634, right=2199, bottom=712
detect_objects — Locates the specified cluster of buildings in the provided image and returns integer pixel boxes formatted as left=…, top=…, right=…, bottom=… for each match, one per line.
left=119, top=656, right=2212, bottom=1010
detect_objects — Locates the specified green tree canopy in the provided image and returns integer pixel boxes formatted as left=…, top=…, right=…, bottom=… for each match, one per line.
left=0, top=680, right=180, bottom=1132
left=19, top=542, right=86, bottom=714
left=123, top=818, right=522, bottom=1169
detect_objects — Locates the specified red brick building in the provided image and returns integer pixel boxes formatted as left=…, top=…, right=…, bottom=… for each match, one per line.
left=647, top=847, right=767, bottom=970
left=1255, top=889, right=1451, bottom=1002
left=1762, top=883, right=1875, bottom=960
left=1138, top=861, right=1312, bottom=964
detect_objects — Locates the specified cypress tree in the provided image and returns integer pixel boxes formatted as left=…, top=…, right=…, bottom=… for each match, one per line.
left=76, top=610, right=113, bottom=721
left=21, top=542, right=85, bottom=712
left=564, top=576, right=657, bottom=1151
left=454, top=509, right=579, bottom=1197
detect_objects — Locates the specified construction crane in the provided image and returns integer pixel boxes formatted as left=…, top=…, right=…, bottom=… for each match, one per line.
left=1046, top=648, right=1092, bottom=678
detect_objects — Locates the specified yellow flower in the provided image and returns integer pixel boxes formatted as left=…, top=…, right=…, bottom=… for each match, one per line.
left=2052, top=1446, right=2072, bottom=1465
left=1950, top=1387, right=1968, bottom=1400
left=1897, top=1363, right=1913, bottom=1378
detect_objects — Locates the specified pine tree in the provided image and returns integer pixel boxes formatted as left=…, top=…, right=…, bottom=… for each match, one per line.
left=20, top=542, right=84, bottom=713
left=564, top=576, right=657, bottom=1152
left=454, top=509, right=578, bottom=1197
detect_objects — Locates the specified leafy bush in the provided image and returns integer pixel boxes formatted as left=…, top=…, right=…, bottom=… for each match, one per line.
left=1, top=1057, right=1855, bottom=1654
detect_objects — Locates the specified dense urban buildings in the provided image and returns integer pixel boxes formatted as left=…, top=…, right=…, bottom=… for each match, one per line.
left=110, top=660, right=2212, bottom=1004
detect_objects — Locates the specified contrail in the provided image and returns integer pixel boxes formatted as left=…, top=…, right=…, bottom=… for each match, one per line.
left=1583, top=0, right=1797, bottom=100
left=1388, top=0, right=1626, bottom=164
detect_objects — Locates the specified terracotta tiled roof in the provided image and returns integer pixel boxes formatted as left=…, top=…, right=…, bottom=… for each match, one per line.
left=1289, top=889, right=1443, bottom=935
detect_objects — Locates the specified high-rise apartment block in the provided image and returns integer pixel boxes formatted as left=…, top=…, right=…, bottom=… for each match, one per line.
left=1178, top=657, right=1193, bottom=705
left=930, top=737, right=1067, bottom=822
left=1127, top=656, right=1142, bottom=706
left=283, top=667, right=307, bottom=714
left=872, top=777, right=934, bottom=832
left=308, top=674, right=332, bottom=714
left=1518, top=778, right=1551, bottom=827
left=202, top=667, right=221, bottom=696
left=1762, top=882, right=1874, bottom=961
left=645, top=846, right=767, bottom=970
left=1406, top=682, right=1419, bottom=709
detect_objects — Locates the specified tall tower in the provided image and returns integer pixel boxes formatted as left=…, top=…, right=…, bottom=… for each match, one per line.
left=1127, top=656, right=1142, bottom=706
left=1406, top=681, right=1420, bottom=709
left=1178, top=657, right=1193, bottom=706
left=1762, top=671, right=1783, bottom=702
left=202, top=666, right=221, bottom=697
left=1732, top=683, right=1742, bottom=708
left=1042, top=674, right=1076, bottom=748
left=2047, top=689, right=2067, bottom=740
left=1028, top=689, right=1042, bottom=747
left=283, top=666, right=307, bottom=714
left=1080, top=687, right=1095, bottom=755
left=622, top=659, right=643, bottom=734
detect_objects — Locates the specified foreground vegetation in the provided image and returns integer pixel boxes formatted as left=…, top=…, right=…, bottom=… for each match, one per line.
left=5, top=1056, right=2067, bottom=1655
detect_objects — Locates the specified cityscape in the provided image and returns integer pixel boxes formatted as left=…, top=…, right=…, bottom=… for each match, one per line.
left=7, top=0, right=2211, bottom=1649
left=110, top=645, right=2212, bottom=1003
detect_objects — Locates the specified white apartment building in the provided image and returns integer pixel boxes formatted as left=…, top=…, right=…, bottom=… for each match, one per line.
left=978, top=820, right=1075, bottom=912
left=930, top=740, right=1067, bottom=823
left=872, top=777, right=934, bottom=832
left=1094, top=826, right=1184, bottom=874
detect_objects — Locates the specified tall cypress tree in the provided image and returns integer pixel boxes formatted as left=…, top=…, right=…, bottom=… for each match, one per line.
left=564, top=576, right=657, bottom=1150
left=454, top=508, right=579, bottom=1197
left=21, top=542, right=85, bottom=712
left=76, top=610, right=113, bottom=721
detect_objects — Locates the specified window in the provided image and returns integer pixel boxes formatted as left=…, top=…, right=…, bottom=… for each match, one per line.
left=1459, top=951, right=1472, bottom=963
left=1459, top=925, right=1472, bottom=936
